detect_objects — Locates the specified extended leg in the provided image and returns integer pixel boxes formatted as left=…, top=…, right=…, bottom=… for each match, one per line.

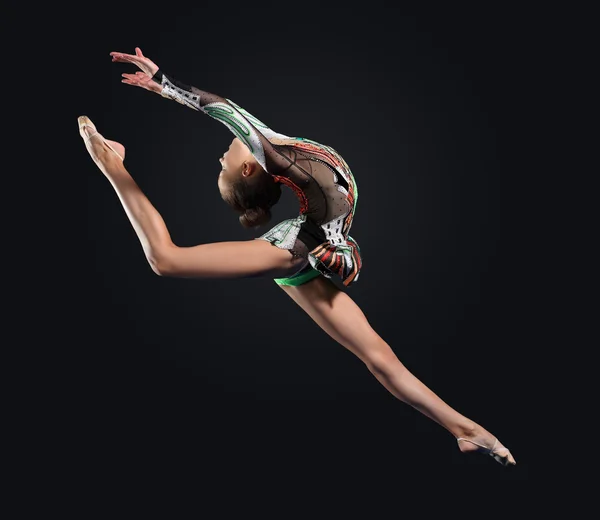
left=78, top=116, right=304, bottom=280
left=279, top=276, right=515, bottom=465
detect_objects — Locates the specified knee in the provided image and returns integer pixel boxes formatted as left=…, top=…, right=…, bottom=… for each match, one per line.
left=363, top=349, right=401, bottom=378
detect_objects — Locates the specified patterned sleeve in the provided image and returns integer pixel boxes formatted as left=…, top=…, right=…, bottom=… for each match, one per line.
left=151, top=70, right=292, bottom=174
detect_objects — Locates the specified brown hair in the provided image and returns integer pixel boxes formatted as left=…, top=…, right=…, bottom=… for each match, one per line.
left=222, top=171, right=282, bottom=228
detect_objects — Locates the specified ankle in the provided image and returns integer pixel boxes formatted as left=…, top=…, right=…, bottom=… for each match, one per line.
left=454, top=421, right=478, bottom=439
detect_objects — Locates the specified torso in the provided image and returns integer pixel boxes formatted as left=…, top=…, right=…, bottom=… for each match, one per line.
left=269, top=137, right=356, bottom=227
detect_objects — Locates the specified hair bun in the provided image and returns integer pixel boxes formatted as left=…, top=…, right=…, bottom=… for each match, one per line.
left=240, top=206, right=271, bottom=229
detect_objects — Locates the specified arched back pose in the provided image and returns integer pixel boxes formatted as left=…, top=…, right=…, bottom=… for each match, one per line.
left=79, top=47, right=516, bottom=466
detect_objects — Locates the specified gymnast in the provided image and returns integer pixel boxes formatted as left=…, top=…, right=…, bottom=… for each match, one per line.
left=78, top=47, right=516, bottom=466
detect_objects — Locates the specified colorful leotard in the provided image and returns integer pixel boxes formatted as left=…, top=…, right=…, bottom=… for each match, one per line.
left=151, top=70, right=362, bottom=287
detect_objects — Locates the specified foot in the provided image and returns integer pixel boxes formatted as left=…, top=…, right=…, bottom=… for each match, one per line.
left=78, top=115, right=126, bottom=165
left=456, top=426, right=516, bottom=466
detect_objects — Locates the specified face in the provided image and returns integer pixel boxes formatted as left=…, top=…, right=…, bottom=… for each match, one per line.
left=217, top=137, right=253, bottom=198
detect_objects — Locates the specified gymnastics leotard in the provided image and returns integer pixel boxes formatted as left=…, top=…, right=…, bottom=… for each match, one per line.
left=151, top=70, right=362, bottom=287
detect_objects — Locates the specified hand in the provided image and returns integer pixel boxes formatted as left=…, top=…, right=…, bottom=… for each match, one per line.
left=110, top=47, right=158, bottom=76
left=110, top=47, right=162, bottom=93
left=120, top=71, right=163, bottom=94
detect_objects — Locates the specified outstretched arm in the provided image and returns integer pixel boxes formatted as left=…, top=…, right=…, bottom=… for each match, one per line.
left=111, top=48, right=293, bottom=174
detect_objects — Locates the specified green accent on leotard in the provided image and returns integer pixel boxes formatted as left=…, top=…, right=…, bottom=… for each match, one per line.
left=203, top=105, right=254, bottom=153
left=274, top=266, right=321, bottom=286
left=228, top=100, right=270, bottom=130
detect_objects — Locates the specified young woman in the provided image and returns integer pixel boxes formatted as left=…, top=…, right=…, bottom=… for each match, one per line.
left=78, top=47, right=516, bottom=466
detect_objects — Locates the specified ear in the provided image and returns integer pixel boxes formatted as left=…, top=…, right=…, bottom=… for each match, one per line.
left=241, top=161, right=250, bottom=177
left=241, top=160, right=258, bottom=178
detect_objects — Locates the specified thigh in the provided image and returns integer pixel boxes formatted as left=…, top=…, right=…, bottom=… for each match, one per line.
left=274, top=262, right=321, bottom=286
left=257, top=214, right=328, bottom=286
left=278, top=276, right=383, bottom=362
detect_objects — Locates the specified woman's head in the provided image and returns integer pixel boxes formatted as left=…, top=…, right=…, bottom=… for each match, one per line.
left=217, top=137, right=282, bottom=228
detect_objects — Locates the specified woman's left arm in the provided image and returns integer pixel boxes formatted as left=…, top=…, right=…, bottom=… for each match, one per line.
left=110, top=48, right=292, bottom=174
left=104, top=166, right=305, bottom=279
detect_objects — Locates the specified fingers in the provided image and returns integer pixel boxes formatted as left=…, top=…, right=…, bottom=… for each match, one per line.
left=121, top=72, right=149, bottom=80
left=110, top=48, right=144, bottom=61
left=121, top=72, right=139, bottom=85
left=121, top=72, right=151, bottom=87
left=111, top=52, right=133, bottom=63
left=110, top=51, right=140, bottom=65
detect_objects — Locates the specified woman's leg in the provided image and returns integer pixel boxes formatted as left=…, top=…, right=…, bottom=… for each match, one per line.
left=279, top=275, right=516, bottom=465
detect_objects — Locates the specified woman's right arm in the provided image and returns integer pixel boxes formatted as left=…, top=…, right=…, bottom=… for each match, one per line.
left=111, top=47, right=293, bottom=175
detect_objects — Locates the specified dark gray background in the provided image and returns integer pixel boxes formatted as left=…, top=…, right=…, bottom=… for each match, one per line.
left=54, top=7, right=533, bottom=511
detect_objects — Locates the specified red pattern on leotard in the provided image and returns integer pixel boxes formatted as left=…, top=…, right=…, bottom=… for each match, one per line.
left=272, top=174, right=309, bottom=215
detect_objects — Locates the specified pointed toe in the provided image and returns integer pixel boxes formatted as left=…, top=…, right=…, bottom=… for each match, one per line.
left=78, top=115, right=95, bottom=131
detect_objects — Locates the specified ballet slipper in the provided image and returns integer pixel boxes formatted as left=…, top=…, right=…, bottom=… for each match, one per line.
left=78, top=116, right=125, bottom=161
left=457, top=437, right=516, bottom=466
